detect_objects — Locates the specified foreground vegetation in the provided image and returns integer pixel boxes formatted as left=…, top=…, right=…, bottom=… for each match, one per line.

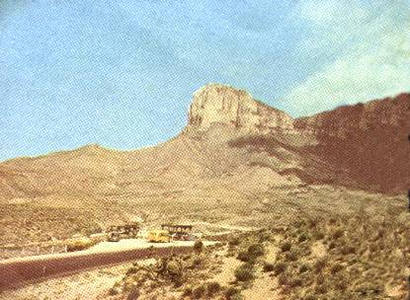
left=108, top=208, right=409, bottom=299
left=266, top=211, right=409, bottom=299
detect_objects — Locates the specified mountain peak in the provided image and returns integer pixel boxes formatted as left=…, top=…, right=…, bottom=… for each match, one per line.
left=187, top=83, right=294, bottom=133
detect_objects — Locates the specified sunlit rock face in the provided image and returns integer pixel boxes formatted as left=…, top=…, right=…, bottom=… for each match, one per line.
left=187, top=83, right=294, bottom=134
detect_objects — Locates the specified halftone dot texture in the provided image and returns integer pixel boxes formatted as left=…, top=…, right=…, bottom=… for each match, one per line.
left=0, top=0, right=409, bottom=299
left=0, top=0, right=409, bottom=161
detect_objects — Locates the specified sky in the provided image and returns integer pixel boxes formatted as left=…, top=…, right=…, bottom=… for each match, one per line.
left=0, top=0, right=409, bottom=161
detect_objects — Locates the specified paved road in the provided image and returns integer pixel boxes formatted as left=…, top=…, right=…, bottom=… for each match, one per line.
left=0, top=241, right=197, bottom=291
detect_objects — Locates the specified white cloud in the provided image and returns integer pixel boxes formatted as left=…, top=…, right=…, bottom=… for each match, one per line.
left=285, top=0, right=410, bottom=116
left=298, top=0, right=369, bottom=25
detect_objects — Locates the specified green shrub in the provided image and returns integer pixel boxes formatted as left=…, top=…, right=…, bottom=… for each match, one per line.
left=263, top=262, right=275, bottom=272
left=192, top=285, right=206, bottom=299
left=224, top=287, right=242, bottom=300
left=234, top=263, right=255, bottom=282
left=126, top=266, right=139, bottom=275
left=284, top=250, right=298, bottom=262
left=167, top=260, right=183, bottom=276
left=247, top=243, right=264, bottom=257
left=258, top=231, right=272, bottom=242
left=340, top=245, right=356, bottom=255
left=331, top=229, right=344, bottom=240
left=237, top=250, right=250, bottom=262
left=127, top=287, right=140, bottom=300
left=295, top=220, right=307, bottom=228
left=312, top=231, right=325, bottom=240
left=330, top=263, right=343, bottom=274
left=182, top=286, right=193, bottom=296
left=237, top=243, right=264, bottom=263
left=299, top=263, right=310, bottom=273
left=108, top=286, right=120, bottom=296
left=314, top=283, right=328, bottom=294
left=194, top=240, right=204, bottom=253
left=313, top=258, right=327, bottom=273
left=288, top=278, right=303, bottom=288
left=154, top=257, right=186, bottom=287
left=230, top=293, right=244, bottom=300
left=280, top=241, right=292, bottom=252
left=206, top=281, right=221, bottom=296
left=274, top=262, right=287, bottom=275
left=298, top=233, right=309, bottom=243
left=229, top=237, right=241, bottom=246
left=278, top=272, right=289, bottom=286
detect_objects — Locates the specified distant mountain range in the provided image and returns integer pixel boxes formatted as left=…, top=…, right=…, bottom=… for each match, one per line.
left=1, top=84, right=408, bottom=203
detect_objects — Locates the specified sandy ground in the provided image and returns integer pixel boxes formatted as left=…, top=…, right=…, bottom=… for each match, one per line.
left=311, top=241, right=326, bottom=258
left=211, top=256, right=242, bottom=286
left=0, top=257, right=157, bottom=300
left=265, top=243, right=279, bottom=262
left=208, top=241, right=282, bottom=300
left=0, top=262, right=131, bottom=300
left=243, top=271, right=281, bottom=300
left=242, top=242, right=281, bottom=300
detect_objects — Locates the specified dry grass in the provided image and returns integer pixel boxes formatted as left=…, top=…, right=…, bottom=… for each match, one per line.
left=108, top=244, right=231, bottom=299
left=263, top=211, right=410, bottom=299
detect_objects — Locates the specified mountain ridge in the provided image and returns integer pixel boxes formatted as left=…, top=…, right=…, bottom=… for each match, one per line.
left=0, top=84, right=408, bottom=201
left=0, top=83, right=408, bottom=247
left=2, top=84, right=407, bottom=163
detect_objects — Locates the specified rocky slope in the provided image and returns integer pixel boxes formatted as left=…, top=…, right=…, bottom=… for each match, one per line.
left=0, top=84, right=408, bottom=200
left=0, top=84, right=408, bottom=245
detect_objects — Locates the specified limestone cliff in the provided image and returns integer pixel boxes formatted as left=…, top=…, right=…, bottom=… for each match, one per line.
left=187, top=84, right=294, bottom=134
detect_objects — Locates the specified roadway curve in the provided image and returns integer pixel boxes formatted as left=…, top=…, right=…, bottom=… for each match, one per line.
left=0, top=242, right=195, bottom=291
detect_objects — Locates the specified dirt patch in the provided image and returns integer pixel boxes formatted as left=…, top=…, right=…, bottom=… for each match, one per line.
left=242, top=272, right=281, bottom=300
left=1, top=262, right=132, bottom=300
left=311, top=241, right=326, bottom=258
left=265, top=243, right=279, bottom=262
left=211, top=256, right=242, bottom=286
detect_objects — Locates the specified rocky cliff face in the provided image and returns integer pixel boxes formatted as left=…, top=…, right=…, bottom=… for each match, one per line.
left=293, top=93, right=409, bottom=193
left=294, top=93, right=409, bottom=138
left=185, top=84, right=409, bottom=193
left=187, top=84, right=294, bottom=134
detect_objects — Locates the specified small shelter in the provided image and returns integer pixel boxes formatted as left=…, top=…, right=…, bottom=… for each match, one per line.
left=161, top=224, right=193, bottom=234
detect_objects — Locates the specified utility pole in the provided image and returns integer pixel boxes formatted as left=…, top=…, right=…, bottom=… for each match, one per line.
left=408, top=189, right=410, bottom=212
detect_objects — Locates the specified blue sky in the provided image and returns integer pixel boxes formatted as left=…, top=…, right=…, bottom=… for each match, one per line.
left=0, top=0, right=409, bottom=161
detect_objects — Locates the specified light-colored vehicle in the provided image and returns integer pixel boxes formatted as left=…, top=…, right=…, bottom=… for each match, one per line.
left=147, top=229, right=171, bottom=243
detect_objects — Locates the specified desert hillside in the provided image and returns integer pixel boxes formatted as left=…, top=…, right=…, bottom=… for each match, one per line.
left=0, top=84, right=408, bottom=245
